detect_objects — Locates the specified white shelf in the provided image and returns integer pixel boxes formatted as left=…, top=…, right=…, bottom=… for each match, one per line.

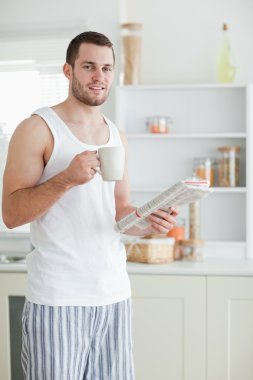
left=131, top=187, right=246, bottom=193
left=119, top=83, right=248, bottom=90
left=126, top=133, right=246, bottom=139
left=116, top=84, right=252, bottom=258
left=212, top=187, right=246, bottom=193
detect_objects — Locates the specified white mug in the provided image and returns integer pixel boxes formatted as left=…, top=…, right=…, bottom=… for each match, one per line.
left=98, top=146, right=125, bottom=181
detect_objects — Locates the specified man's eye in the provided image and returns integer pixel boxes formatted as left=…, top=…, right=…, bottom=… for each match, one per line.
left=84, top=65, right=92, bottom=70
left=103, top=67, right=113, bottom=72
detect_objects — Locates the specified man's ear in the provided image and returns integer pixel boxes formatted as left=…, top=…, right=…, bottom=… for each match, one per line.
left=63, top=63, right=72, bottom=80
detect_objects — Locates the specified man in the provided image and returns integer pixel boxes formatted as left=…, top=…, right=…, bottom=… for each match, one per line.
left=2, top=31, right=178, bottom=379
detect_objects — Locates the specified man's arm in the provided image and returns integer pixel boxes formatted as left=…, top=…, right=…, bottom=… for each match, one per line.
left=2, top=116, right=100, bottom=229
left=115, top=132, right=178, bottom=236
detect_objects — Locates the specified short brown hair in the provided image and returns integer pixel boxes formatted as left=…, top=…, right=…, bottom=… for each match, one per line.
left=66, top=31, right=115, bottom=67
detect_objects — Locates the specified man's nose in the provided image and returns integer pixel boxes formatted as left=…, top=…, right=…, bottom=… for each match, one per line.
left=92, top=68, right=104, bottom=81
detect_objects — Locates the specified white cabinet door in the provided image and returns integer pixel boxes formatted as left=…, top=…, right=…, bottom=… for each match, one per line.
left=130, top=275, right=206, bottom=380
left=207, top=276, right=253, bottom=380
left=0, top=273, right=27, bottom=380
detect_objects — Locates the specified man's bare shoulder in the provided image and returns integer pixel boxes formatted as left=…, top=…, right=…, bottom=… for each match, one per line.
left=4, top=114, right=53, bottom=192
left=14, top=114, right=51, bottom=137
left=11, top=114, right=53, bottom=149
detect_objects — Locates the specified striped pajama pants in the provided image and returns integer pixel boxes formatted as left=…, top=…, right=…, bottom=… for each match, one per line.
left=21, top=298, right=134, bottom=380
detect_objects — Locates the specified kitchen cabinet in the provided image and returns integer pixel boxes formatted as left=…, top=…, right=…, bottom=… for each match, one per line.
left=207, top=277, right=253, bottom=380
left=115, top=84, right=253, bottom=258
left=130, top=274, right=253, bottom=380
left=0, top=273, right=26, bottom=380
left=130, top=274, right=206, bottom=380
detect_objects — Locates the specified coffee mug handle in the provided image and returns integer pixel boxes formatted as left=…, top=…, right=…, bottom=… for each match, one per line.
left=96, top=152, right=102, bottom=175
left=95, top=167, right=102, bottom=175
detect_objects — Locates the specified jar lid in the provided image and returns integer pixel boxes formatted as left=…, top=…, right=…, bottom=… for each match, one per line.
left=193, top=157, right=215, bottom=163
left=218, top=146, right=240, bottom=152
left=146, top=115, right=173, bottom=122
left=121, top=23, right=142, bottom=30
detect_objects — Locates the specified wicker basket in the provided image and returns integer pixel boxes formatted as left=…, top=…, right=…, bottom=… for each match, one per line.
left=125, top=236, right=175, bottom=264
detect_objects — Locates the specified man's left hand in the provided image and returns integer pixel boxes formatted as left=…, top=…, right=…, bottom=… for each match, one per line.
left=146, top=207, right=179, bottom=234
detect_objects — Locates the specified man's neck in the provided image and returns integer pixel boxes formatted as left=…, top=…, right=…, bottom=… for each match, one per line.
left=53, top=98, right=103, bottom=127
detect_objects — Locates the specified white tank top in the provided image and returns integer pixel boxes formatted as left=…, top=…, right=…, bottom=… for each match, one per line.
left=26, top=107, right=131, bottom=306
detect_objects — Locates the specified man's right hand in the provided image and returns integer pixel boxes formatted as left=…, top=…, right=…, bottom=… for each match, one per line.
left=63, top=150, right=100, bottom=186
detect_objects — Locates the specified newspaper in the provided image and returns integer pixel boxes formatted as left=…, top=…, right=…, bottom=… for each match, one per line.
left=115, top=179, right=213, bottom=233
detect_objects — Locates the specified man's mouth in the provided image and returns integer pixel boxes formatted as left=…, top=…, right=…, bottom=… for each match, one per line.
left=88, top=84, right=105, bottom=91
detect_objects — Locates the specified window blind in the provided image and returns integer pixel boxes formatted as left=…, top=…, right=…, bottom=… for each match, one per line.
left=0, top=35, right=71, bottom=232
left=0, top=37, right=70, bottom=133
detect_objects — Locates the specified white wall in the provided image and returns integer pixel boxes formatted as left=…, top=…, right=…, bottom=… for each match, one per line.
left=0, top=0, right=120, bottom=40
left=1, top=0, right=252, bottom=91
left=121, top=0, right=253, bottom=84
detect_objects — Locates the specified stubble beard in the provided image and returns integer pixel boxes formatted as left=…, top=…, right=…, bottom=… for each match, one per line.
left=71, top=73, right=110, bottom=106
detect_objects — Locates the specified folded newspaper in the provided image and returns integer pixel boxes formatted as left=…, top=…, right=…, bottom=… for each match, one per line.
left=115, top=179, right=213, bottom=233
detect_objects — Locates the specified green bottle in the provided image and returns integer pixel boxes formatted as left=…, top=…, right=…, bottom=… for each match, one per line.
left=217, top=23, right=236, bottom=83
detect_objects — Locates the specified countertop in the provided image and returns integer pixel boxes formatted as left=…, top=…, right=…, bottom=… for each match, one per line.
left=1, top=258, right=253, bottom=276
left=127, top=258, right=253, bottom=276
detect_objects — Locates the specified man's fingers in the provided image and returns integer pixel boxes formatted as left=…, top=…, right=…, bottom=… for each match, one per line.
left=149, top=214, right=174, bottom=228
left=76, top=151, right=100, bottom=167
left=169, top=207, right=179, bottom=216
left=79, top=150, right=97, bottom=155
left=151, top=210, right=177, bottom=224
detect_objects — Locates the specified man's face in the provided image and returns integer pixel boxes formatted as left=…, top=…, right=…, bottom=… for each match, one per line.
left=70, top=43, right=114, bottom=106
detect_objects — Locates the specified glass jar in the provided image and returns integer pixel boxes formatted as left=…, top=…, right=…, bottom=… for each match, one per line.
left=146, top=116, right=172, bottom=134
left=120, top=23, right=142, bottom=85
left=167, top=217, right=186, bottom=240
left=193, top=157, right=215, bottom=186
left=181, top=239, right=204, bottom=261
left=218, top=146, right=240, bottom=187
